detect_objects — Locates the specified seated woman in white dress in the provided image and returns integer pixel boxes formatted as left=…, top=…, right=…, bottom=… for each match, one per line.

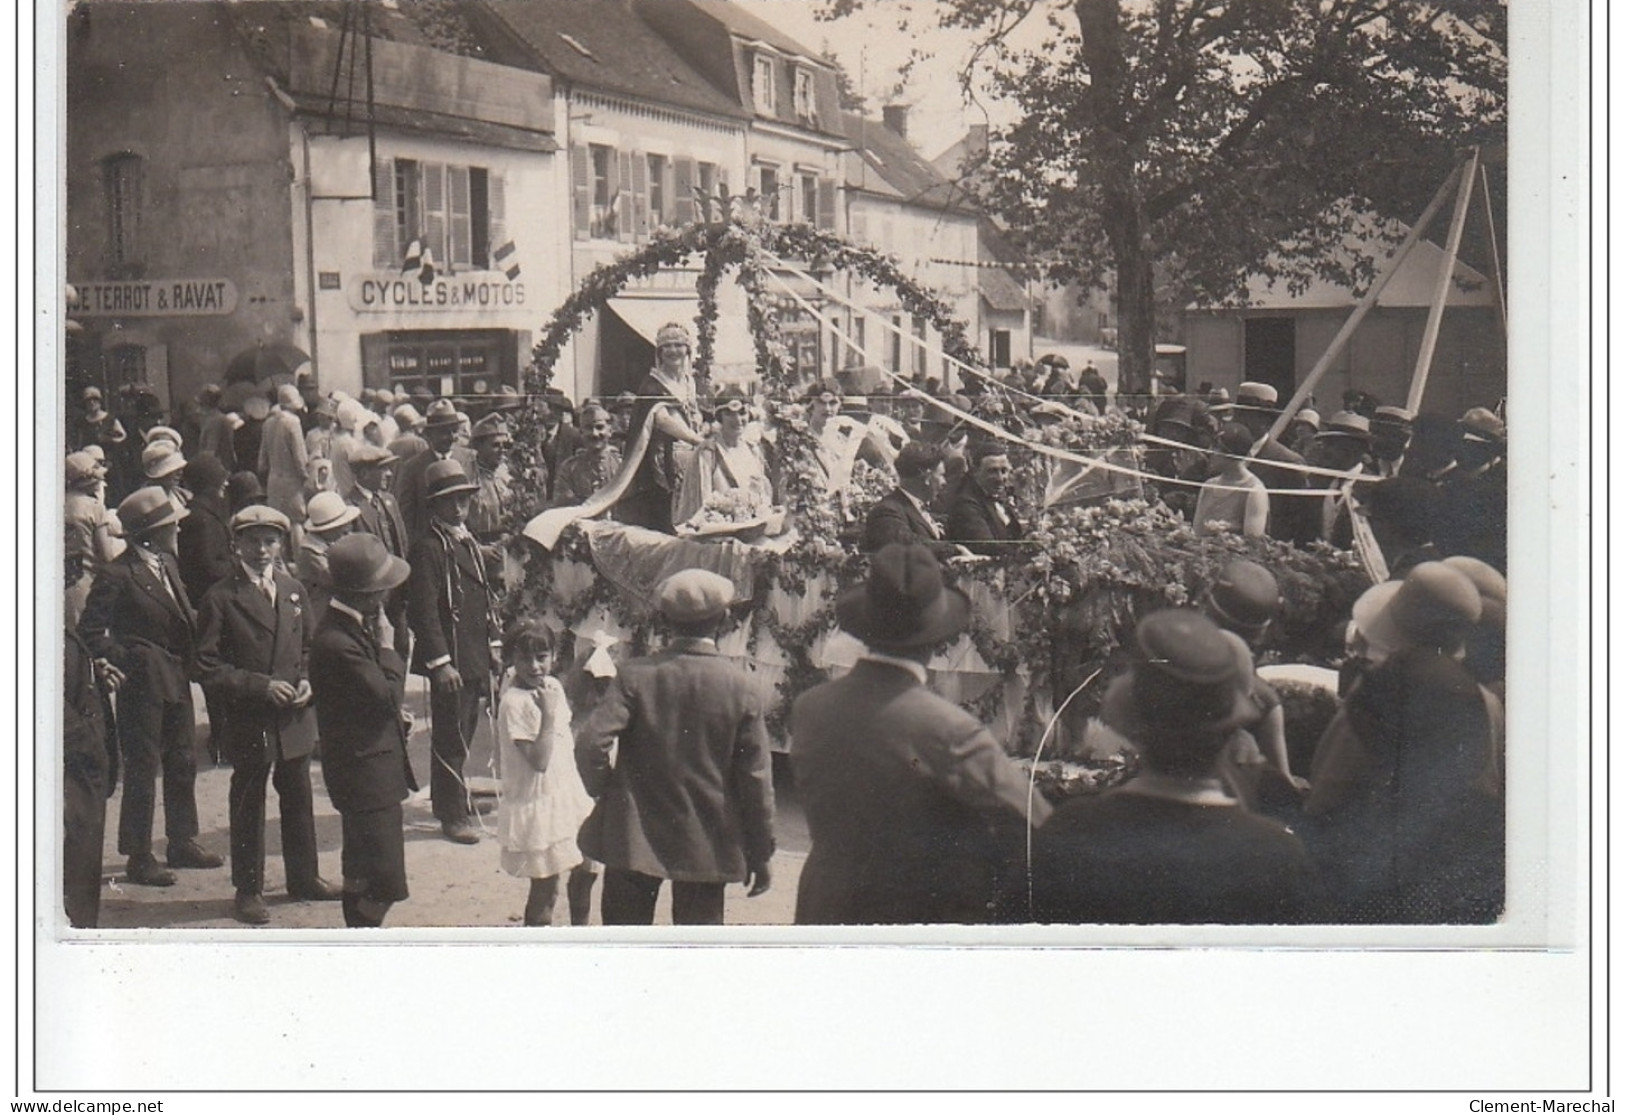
left=674, top=386, right=775, bottom=527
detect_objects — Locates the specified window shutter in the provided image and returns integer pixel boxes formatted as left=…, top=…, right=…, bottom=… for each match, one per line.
left=372, top=156, right=397, bottom=268
left=488, top=170, right=507, bottom=269
left=616, top=149, right=634, bottom=242
left=663, top=159, right=677, bottom=229
left=448, top=165, right=472, bottom=269
left=423, top=162, right=448, bottom=267
left=570, top=146, right=590, bottom=239
left=674, top=157, right=695, bottom=225
left=631, top=152, right=649, bottom=239
left=817, top=177, right=836, bottom=231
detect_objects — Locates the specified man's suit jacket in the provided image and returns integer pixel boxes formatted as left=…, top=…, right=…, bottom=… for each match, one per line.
left=78, top=548, right=197, bottom=704
left=349, top=484, right=408, bottom=559
left=196, top=566, right=317, bottom=765
left=391, top=447, right=441, bottom=548
left=789, top=659, right=1049, bottom=925
left=945, top=477, right=1024, bottom=556
left=177, top=492, right=234, bottom=605
left=310, top=608, right=411, bottom=815
left=406, top=522, right=493, bottom=686
left=862, top=487, right=956, bottom=558
left=576, top=639, right=775, bottom=883
left=64, top=628, right=118, bottom=798
left=1251, top=436, right=1316, bottom=546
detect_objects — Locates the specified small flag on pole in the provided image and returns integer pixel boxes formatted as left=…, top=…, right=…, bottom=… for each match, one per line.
left=418, top=248, right=436, bottom=286
left=401, top=239, right=423, bottom=275
left=493, top=239, right=521, bottom=280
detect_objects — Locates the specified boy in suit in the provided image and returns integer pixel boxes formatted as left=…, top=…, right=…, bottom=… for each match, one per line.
left=407, top=460, right=497, bottom=844
left=78, top=487, right=223, bottom=886
left=310, top=533, right=415, bottom=928
left=196, top=505, right=341, bottom=924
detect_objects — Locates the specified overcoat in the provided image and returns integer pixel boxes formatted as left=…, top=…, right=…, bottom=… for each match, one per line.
left=790, top=659, right=1047, bottom=925
left=310, top=607, right=412, bottom=815
left=406, top=522, right=494, bottom=686
left=576, top=640, right=775, bottom=883
left=195, top=566, right=317, bottom=765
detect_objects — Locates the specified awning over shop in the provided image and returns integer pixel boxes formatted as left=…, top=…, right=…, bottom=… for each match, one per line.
left=606, top=296, right=756, bottom=371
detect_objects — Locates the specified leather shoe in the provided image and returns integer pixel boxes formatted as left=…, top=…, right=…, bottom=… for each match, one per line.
left=167, top=840, right=224, bottom=869
left=125, top=855, right=175, bottom=888
left=287, top=876, right=343, bottom=902
left=442, top=822, right=480, bottom=845
left=234, top=891, right=270, bottom=925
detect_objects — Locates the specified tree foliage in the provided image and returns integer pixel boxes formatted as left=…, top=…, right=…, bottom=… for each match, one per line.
left=820, top=0, right=1507, bottom=395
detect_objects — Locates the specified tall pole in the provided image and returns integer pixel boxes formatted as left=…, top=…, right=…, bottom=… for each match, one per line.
left=1261, top=158, right=1465, bottom=446
left=1406, top=146, right=1480, bottom=413
left=1478, top=159, right=1508, bottom=338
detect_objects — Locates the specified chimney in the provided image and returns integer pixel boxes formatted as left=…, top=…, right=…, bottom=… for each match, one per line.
left=882, top=103, right=909, bottom=139
left=967, top=123, right=988, bottom=158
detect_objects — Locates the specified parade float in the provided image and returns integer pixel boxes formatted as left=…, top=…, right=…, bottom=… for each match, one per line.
left=501, top=201, right=1368, bottom=789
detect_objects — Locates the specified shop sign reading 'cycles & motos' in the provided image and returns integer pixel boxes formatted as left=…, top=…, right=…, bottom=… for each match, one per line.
left=347, top=273, right=527, bottom=313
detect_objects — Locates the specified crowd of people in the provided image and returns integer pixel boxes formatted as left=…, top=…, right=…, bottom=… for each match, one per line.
left=61, top=323, right=1510, bottom=929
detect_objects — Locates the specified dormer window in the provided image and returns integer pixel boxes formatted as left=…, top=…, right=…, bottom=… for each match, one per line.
left=793, top=67, right=816, bottom=122
left=753, top=52, right=777, bottom=115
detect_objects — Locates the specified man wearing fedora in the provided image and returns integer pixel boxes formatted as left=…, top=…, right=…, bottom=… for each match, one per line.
left=1303, top=562, right=1503, bottom=922
left=296, top=490, right=361, bottom=619
left=1029, top=609, right=1311, bottom=924
left=791, top=543, right=1046, bottom=925
left=197, top=505, right=341, bottom=923
left=79, top=487, right=223, bottom=886
left=1214, top=381, right=1316, bottom=546
left=576, top=569, right=776, bottom=926
left=392, top=398, right=467, bottom=546
left=311, top=533, right=417, bottom=928
left=408, top=459, right=498, bottom=844
left=1307, top=410, right=1376, bottom=547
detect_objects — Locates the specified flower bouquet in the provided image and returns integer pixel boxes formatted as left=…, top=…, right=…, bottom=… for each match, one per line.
left=680, top=487, right=782, bottom=542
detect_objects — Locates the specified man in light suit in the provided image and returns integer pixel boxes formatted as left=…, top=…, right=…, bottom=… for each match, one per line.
left=196, top=505, right=341, bottom=924
left=790, top=543, right=1048, bottom=925
left=576, top=569, right=775, bottom=926
left=79, top=487, right=224, bottom=887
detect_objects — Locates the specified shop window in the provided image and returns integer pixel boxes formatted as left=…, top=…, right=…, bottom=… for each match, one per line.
left=362, top=329, right=515, bottom=404
left=103, top=153, right=142, bottom=279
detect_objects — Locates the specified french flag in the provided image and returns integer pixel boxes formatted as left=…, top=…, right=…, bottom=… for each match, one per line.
left=402, top=240, right=435, bottom=286
left=493, top=239, right=521, bottom=280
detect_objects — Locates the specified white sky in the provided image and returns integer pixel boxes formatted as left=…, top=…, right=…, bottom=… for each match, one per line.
left=729, top=0, right=1054, bottom=162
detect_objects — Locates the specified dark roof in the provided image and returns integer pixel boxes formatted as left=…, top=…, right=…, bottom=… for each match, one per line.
left=978, top=266, right=1029, bottom=312
left=226, top=1, right=495, bottom=69
left=636, top=0, right=847, bottom=140
left=477, top=0, right=749, bottom=121
left=842, top=111, right=976, bottom=214
left=676, top=0, right=828, bottom=61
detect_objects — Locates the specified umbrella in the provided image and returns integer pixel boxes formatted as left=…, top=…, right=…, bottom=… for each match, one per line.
left=221, top=379, right=271, bottom=413
left=225, top=341, right=311, bottom=385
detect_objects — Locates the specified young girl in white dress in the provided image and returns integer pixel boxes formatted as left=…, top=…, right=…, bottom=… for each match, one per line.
left=497, top=618, right=597, bottom=926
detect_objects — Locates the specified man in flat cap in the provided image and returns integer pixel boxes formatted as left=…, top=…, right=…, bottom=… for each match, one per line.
left=576, top=569, right=775, bottom=925
left=79, top=487, right=223, bottom=887
left=407, top=460, right=498, bottom=844
left=197, top=505, right=340, bottom=924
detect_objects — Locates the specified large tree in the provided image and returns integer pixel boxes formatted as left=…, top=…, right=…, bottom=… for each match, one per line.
left=822, top=0, right=1507, bottom=398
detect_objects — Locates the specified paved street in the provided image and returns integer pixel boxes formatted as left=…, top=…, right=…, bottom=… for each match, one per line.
left=91, top=677, right=810, bottom=930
